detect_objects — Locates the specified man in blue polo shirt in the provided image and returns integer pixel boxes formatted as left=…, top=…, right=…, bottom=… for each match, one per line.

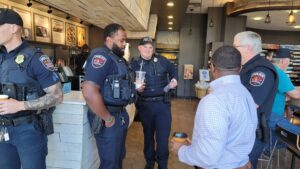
left=266, top=48, right=300, bottom=153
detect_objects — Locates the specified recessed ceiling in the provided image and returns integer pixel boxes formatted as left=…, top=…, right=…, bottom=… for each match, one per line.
left=243, top=10, right=300, bottom=31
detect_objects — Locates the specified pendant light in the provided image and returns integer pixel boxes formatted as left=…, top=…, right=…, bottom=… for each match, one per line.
left=209, top=0, right=214, bottom=27
left=265, top=0, right=271, bottom=23
left=287, top=0, right=296, bottom=25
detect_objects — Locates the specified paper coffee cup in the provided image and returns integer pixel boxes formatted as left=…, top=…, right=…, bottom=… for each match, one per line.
left=173, top=132, right=188, bottom=143
left=0, top=95, right=8, bottom=100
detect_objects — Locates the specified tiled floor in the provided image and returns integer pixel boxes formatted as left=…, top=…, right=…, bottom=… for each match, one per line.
left=123, top=99, right=300, bottom=169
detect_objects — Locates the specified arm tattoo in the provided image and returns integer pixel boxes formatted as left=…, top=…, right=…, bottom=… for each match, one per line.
left=24, top=83, right=63, bottom=110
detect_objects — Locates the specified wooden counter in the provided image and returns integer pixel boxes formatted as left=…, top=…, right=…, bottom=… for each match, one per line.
left=46, top=91, right=135, bottom=169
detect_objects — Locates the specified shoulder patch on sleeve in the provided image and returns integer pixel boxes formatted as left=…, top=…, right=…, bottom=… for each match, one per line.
left=250, top=71, right=265, bottom=86
left=39, top=55, right=54, bottom=71
left=92, top=55, right=107, bottom=68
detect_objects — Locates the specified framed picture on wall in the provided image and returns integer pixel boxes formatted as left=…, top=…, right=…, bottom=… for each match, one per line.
left=51, top=19, right=65, bottom=45
left=12, top=7, right=33, bottom=40
left=34, top=13, right=51, bottom=43
left=0, top=2, right=8, bottom=8
left=77, top=26, right=86, bottom=47
left=66, top=23, right=76, bottom=46
left=183, top=64, right=194, bottom=80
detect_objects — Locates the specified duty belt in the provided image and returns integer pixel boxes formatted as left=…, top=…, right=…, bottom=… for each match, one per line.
left=139, top=96, right=164, bottom=102
left=106, top=106, right=126, bottom=113
left=0, top=115, right=36, bottom=126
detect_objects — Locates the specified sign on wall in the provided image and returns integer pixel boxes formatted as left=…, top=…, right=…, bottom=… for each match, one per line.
left=183, top=64, right=194, bottom=80
left=51, top=19, right=65, bottom=45
left=66, top=23, right=76, bottom=46
left=34, top=13, right=51, bottom=43
left=77, top=26, right=86, bottom=47
left=12, top=7, right=33, bottom=40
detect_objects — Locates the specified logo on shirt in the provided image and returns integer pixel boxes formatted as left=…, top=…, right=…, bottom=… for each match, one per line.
left=250, top=71, right=265, bottom=86
left=39, top=55, right=54, bottom=71
left=92, top=55, right=107, bottom=68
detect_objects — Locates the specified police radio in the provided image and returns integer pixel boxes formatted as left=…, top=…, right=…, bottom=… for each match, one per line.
left=113, top=80, right=120, bottom=99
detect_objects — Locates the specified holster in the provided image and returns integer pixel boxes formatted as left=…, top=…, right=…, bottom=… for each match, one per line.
left=91, top=115, right=104, bottom=134
left=37, top=107, right=55, bottom=135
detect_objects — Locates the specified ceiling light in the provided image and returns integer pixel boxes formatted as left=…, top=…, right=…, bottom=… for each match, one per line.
left=47, top=6, right=52, bottom=14
left=168, top=15, right=173, bottom=19
left=253, top=17, right=263, bottom=21
left=209, top=19, right=214, bottom=27
left=264, top=0, right=271, bottom=24
left=293, top=25, right=300, bottom=28
left=286, top=10, right=299, bottom=13
left=287, top=0, right=296, bottom=25
left=168, top=21, right=173, bottom=25
left=27, top=0, right=32, bottom=7
left=168, top=27, right=173, bottom=30
left=66, top=15, right=70, bottom=20
left=80, top=20, right=83, bottom=24
left=209, top=0, right=214, bottom=28
left=167, top=2, right=174, bottom=7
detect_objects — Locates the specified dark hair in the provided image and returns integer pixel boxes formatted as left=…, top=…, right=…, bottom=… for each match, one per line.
left=212, top=46, right=241, bottom=70
left=103, top=23, right=125, bottom=41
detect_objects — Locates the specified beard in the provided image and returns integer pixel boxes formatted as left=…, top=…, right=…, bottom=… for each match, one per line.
left=112, top=43, right=125, bottom=57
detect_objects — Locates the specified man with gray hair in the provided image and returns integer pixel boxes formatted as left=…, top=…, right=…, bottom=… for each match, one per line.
left=233, top=31, right=278, bottom=168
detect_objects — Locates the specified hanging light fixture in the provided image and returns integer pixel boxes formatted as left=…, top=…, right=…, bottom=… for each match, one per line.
left=189, top=8, right=193, bottom=35
left=287, top=0, right=296, bottom=25
left=209, top=0, right=214, bottom=27
left=27, top=0, right=32, bottom=7
left=265, top=0, right=271, bottom=23
left=47, top=6, right=52, bottom=14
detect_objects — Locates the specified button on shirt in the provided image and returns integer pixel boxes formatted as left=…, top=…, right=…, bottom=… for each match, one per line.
left=178, top=75, right=258, bottom=169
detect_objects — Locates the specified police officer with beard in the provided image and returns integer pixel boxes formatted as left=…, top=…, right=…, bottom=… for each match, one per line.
left=0, top=8, right=63, bottom=169
left=233, top=31, right=278, bottom=169
left=131, top=37, right=178, bottom=169
left=82, top=23, right=136, bottom=169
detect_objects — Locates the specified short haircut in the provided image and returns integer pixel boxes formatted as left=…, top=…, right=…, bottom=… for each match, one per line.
left=212, top=46, right=241, bottom=70
left=235, top=31, right=262, bottom=54
left=103, top=23, right=125, bottom=41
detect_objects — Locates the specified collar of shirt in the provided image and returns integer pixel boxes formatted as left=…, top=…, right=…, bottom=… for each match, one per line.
left=209, top=75, right=241, bottom=90
left=243, top=54, right=260, bottom=67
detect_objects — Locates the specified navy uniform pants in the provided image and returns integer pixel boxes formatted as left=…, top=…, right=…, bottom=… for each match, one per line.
left=0, top=122, right=48, bottom=169
left=88, top=111, right=129, bottom=169
left=137, top=101, right=172, bottom=169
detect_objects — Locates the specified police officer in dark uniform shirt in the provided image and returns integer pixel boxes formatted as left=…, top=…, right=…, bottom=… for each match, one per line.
left=233, top=31, right=278, bottom=169
left=82, top=23, right=136, bottom=169
left=131, top=37, right=178, bottom=169
left=0, top=8, right=63, bottom=169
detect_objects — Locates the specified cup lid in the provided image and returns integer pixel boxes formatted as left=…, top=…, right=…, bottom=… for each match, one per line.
left=173, top=132, right=187, bottom=138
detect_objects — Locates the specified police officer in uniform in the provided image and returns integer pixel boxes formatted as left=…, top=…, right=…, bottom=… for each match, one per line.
left=131, top=37, right=178, bottom=169
left=233, top=31, right=278, bottom=169
left=0, top=8, right=63, bottom=169
left=82, top=23, right=136, bottom=169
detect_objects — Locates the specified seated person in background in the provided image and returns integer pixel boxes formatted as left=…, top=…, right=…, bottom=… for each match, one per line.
left=170, top=46, right=257, bottom=169
left=265, top=48, right=300, bottom=153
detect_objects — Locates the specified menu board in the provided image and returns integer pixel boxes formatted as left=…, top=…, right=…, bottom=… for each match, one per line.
left=12, top=7, right=33, bottom=40
left=51, top=19, right=65, bottom=45
left=66, top=23, right=76, bottom=46
left=77, top=26, right=86, bottom=47
left=34, top=14, right=50, bottom=43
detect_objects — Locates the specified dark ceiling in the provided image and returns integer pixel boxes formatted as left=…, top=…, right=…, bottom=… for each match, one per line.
left=150, top=0, right=190, bottom=31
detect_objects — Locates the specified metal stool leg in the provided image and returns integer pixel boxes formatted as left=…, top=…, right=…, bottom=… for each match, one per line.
left=266, top=139, right=278, bottom=169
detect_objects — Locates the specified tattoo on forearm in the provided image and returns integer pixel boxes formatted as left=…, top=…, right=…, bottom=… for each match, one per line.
left=24, top=83, right=62, bottom=110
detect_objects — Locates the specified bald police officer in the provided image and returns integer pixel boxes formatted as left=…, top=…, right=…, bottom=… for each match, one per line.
left=233, top=31, right=278, bottom=169
left=82, top=23, right=136, bottom=169
left=0, top=8, right=63, bottom=169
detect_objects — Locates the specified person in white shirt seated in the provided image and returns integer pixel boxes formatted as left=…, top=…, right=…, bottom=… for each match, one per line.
left=171, top=46, right=258, bottom=169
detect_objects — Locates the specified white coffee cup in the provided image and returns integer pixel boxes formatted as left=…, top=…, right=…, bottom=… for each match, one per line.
left=135, top=71, right=146, bottom=89
left=0, top=95, right=8, bottom=100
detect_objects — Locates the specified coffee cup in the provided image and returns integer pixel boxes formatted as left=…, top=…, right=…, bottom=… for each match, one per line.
left=0, top=95, right=8, bottom=100
left=135, top=71, right=146, bottom=89
left=172, top=132, right=188, bottom=143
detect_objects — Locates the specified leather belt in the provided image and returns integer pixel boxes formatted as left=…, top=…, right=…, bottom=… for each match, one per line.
left=139, top=96, right=164, bottom=102
left=106, top=106, right=126, bottom=113
left=195, top=161, right=252, bottom=169
left=0, top=115, right=36, bottom=126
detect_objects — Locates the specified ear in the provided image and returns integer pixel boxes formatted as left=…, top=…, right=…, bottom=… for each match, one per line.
left=10, top=24, right=19, bottom=34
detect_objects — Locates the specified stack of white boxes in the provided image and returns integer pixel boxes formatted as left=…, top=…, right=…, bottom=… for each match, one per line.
left=46, top=91, right=100, bottom=169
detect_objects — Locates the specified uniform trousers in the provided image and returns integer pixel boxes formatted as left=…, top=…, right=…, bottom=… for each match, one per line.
left=88, top=111, right=129, bottom=169
left=137, top=101, right=172, bottom=169
left=0, top=122, right=48, bottom=169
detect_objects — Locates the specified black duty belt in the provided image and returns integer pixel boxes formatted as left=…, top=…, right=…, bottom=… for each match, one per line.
left=0, top=115, right=36, bottom=126
left=106, top=106, right=126, bottom=113
left=139, top=96, right=164, bottom=102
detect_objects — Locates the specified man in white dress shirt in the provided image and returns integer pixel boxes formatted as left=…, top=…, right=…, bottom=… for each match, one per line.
left=171, top=46, right=257, bottom=169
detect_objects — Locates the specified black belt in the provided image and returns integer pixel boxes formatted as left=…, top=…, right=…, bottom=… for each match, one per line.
left=139, top=96, right=164, bottom=102
left=106, top=106, right=126, bottom=113
left=0, top=115, right=36, bottom=126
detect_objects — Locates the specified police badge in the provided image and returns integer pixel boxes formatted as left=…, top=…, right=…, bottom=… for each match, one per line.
left=15, top=54, right=25, bottom=64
